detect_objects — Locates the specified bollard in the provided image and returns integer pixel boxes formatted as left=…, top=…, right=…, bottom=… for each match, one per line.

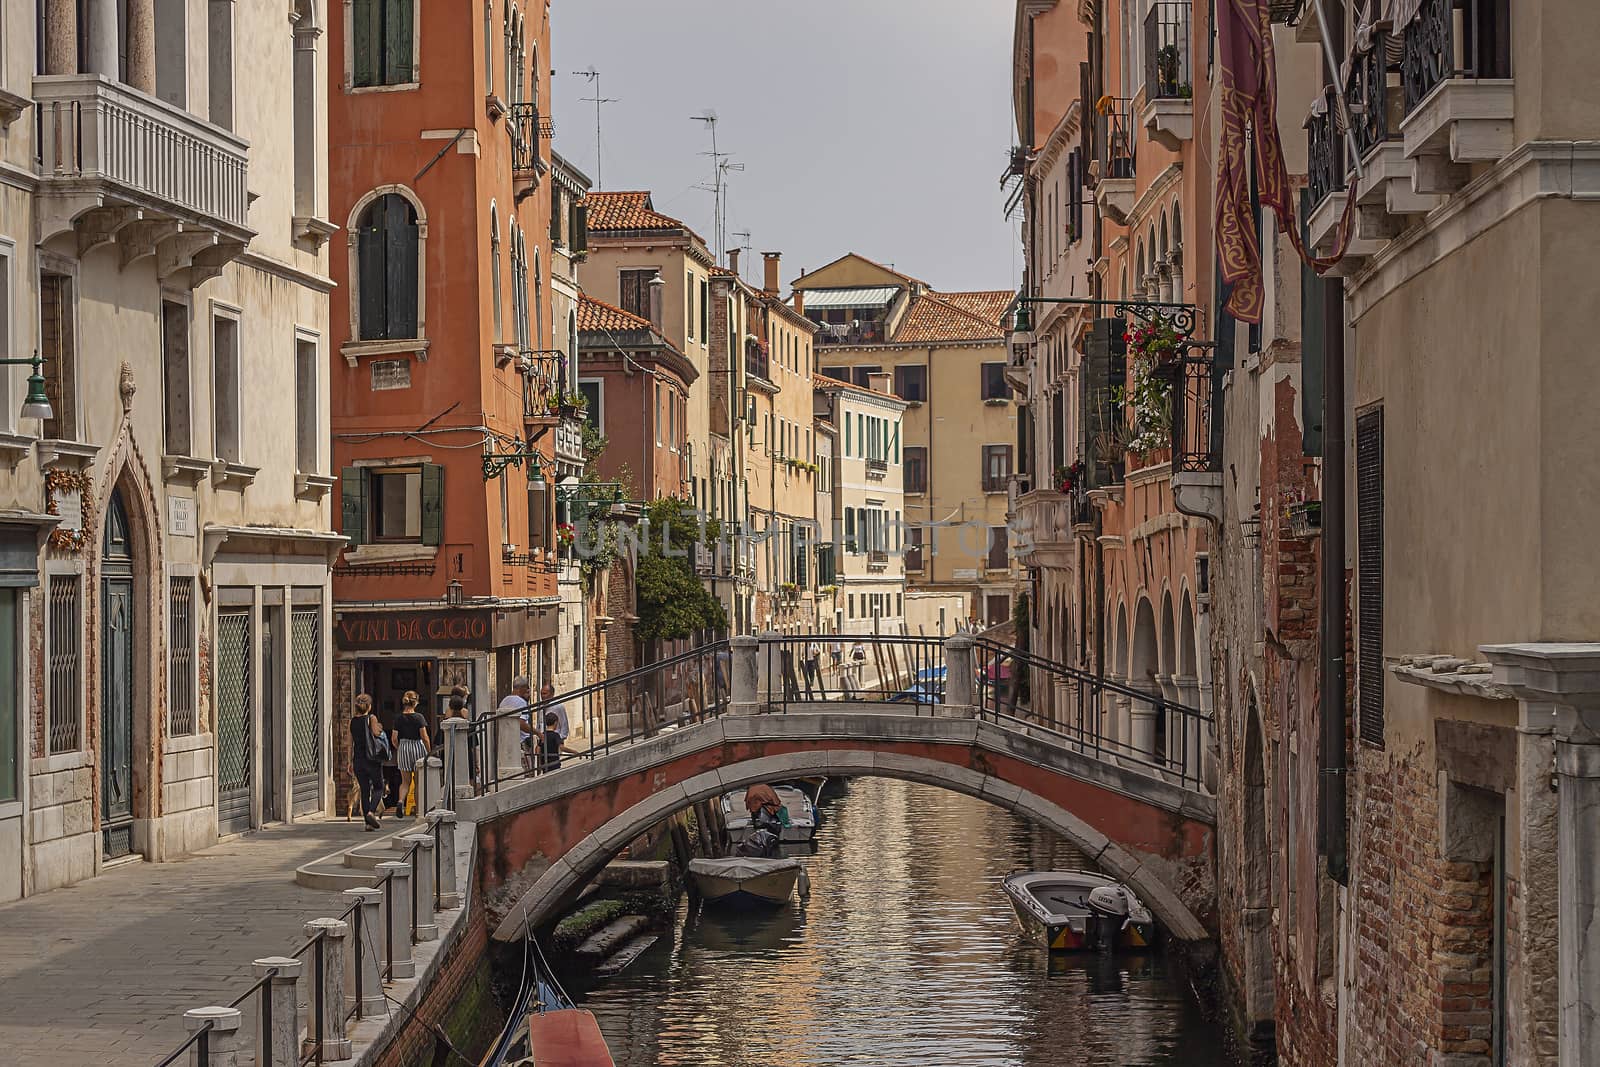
left=342, top=887, right=385, bottom=1017
left=440, top=717, right=472, bottom=803
left=944, top=635, right=976, bottom=716
left=421, top=756, right=444, bottom=816
left=374, top=861, right=415, bottom=979
left=251, top=956, right=302, bottom=1067
left=429, top=809, right=462, bottom=909
left=496, top=706, right=524, bottom=784
left=402, top=833, right=439, bottom=941
left=302, top=918, right=352, bottom=1061
left=183, top=1005, right=242, bottom=1067
left=731, top=635, right=759, bottom=715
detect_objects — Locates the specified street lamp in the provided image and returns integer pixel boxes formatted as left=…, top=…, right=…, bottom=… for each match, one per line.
left=0, top=352, right=53, bottom=422
left=481, top=438, right=547, bottom=489
left=445, top=579, right=465, bottom=608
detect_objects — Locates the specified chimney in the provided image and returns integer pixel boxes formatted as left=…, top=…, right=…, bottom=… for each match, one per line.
left=762, top=251, right=781, bottom=296
left=792, top=289, right=805, bottom=315
left=868, top=372, right=891, bottom=395
left=647, top=273, right=665, bottom=333
left=726, top=249, right=741, bottom=277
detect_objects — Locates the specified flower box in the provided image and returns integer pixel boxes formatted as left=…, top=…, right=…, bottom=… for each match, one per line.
left=1286, top=500, right=1322, bottom=539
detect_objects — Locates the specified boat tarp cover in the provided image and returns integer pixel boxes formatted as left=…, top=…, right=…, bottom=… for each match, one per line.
left=689, top=856, right=801, bottom=879
left=744, top=783, right=782, bottom=815
left=522, top=1008, right=614, bottom=1067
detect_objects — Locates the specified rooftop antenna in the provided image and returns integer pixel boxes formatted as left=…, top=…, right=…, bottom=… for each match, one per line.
left=731, top=230, right=753, bottom=282
left=719, top=157, right=745, bottom=270
left=690, top=111, right=733, bottom=266
left=573, top=68, right=617, bottom=190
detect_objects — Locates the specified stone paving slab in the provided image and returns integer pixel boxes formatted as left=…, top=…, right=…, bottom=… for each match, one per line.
left=0, top=817, right=381, bottom=1066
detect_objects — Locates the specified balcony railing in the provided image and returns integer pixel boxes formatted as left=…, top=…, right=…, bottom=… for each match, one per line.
left=867, top=550, right=889, bottom=570
left=1101, top=97, right=1137, bottom=180
left=1347, top=32, right=1400, bottom=161
left=816, top=321, right=886, bottom=346
left=510, top=103, right=553, bottom=175
left=34, top=74, right=250, bottom=240
left=865, top=458, right=888, bottom=479
left=1144, top=3, right=1193, bottom=101
left=744, top=340, right=771, bottom=382
left=1306, top=87, right=1345, bottom=208
left=1400, top=0, right=1511, bottom=116
left=1165, top=350, right=1220, bottom=474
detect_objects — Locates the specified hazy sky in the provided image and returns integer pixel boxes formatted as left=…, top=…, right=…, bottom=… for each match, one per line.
left=550, top=0, right=1021, bottom=296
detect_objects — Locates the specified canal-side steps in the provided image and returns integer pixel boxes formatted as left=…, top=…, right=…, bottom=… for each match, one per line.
left=294, top=819, right=434, bottom=890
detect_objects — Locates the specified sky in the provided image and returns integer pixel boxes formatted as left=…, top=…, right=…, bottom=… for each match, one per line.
left=550, top=0, right=1022, bottom=296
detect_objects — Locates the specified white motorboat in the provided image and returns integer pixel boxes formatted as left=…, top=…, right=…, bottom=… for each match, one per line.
left=688, top=856, right=804, bottom=907
left=721, top=785, right=818, bottom=843
left=1001, top=870, right=1156, bottom=952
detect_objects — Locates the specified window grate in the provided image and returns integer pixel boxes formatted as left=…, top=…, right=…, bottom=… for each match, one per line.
left=47, top=575, right=81, bottom=753
left=168, top=578, right=196, bottom=735
left=1356, top=408, right=1385, bottom=747
left=290, top=608, right=322, bottom=809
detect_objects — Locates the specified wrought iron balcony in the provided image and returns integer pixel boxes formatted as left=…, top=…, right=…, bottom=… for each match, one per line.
left=867, top=549, right=889, bottom=570
left=744, top=338, right=772, bottom=383
left=1347, top=34, right=1399, bottom=162
left=865, top=458, right=888, bottom=479
left=34, top=74, right=252, bottom=286
left=1092, top=97, right=1138, bottom=223
left=1400, top=0, right=1510, bottom=115
left=1398, top=0, right=1512, bottom=180
left=1306, top=87, right=1346, bottom=210
left=1142, top=3, right=1195, bottom=150
left=510, top=103, right=553, bottom=199
left=816, top=320, right=886, bottom=346
left=1164, top=350, right=1219, bottom=475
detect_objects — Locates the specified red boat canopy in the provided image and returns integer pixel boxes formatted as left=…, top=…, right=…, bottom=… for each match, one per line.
left=524, top=1009, right=615, bottom=1066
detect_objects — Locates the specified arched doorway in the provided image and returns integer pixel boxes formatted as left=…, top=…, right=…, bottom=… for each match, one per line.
left=1130, top=598, right=1160, bottom=757
left=100, top=489, right=135, bottom=858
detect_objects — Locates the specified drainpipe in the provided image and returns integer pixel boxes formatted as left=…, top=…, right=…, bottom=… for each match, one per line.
left=1319, top=278, right=1348, bottom=885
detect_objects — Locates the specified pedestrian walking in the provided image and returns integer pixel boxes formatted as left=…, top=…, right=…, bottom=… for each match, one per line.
left=498, top=675, right=533, bottom=768
left=348, top=694, right=388, bottom=831
left=830, top=639, right=843, bottom=668
left=536, top=711, right=572, bottom=772
left=803, top=639, right=825, bottom=699
left=392, top=691, right=430, bottom=817
left=850, top=640, right=868, bottom=694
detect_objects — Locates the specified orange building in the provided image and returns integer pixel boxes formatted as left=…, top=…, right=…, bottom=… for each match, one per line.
left=326, top=0, right=561, bottom=749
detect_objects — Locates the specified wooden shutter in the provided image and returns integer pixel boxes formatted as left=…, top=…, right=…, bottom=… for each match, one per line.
left=340, top=467, right=367, bottom=547
left=358, top=209, right=386, bottom=340
left=1356, top=408, right=1384, bottom=747
left=528, top=482, right=549, bottom=551
left=353, top=0, right=378, bottom=87
left=385, top=198, right=419, bottom=339
left=572, top=203, right=588, bottom=253
left=988, top=526, right=1009, bottom=570
left=383, top=0, right=413, bottom=84
left=420, top=463, right=444, bottom=546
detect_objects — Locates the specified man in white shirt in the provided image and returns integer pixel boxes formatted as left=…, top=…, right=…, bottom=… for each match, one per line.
left=539, top=682, right=570, bottom=741
left=499, top=676, right=532, bottom=761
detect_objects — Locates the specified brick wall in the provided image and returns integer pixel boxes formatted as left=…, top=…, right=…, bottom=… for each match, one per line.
left=372, top=901, right=505, bottom=1067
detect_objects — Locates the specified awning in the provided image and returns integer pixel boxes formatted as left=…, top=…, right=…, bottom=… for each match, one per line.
left=798, top=286, right=900, bottom=310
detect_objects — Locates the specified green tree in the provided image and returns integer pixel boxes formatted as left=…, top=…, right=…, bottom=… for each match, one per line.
left=634, top=497, right=727, bottom=642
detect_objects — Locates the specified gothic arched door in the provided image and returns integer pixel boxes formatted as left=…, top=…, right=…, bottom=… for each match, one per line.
left=100, top=489, right=135, bottom=859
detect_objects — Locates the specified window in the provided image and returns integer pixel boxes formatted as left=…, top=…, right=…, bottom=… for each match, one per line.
left=342, top=463, right=444, bottom=547
left=856, top=414, right=865, bottom=458
left=982, top=445, right=1013, bottom=492
left=686, top=272, right=695, bottom=341
left=904, top=446, right=928, bottom=493
left=161, top=300, right=190, bottom=456
left=0, top=590, right=15, bottom=802
left=851, top=365, right=881, bottom=389
left=982, top=363, right=1013, bottom=401
left=168, top=578, right=196, bottom=736
left=619, top=269, right=654, bottom=318
left=843, top=413, right=851, bottom=457
left=490, top=204, right=502, bottom=342
left=1357, top=407, right=1385, bottom=747
left=295, top=336, right=319, bottom=473
left=985, top=594, right=1010, bottom=626
left=848, top=593, right=855, bottom=619
left=906, top=526, right=924, bottom=570
left=292, top=0, right=317, bottom=217
left=700, top=279, right=709, bottom=341
left=893, top=364, right=927, bottom=403
left=39, top=271, right=75, bottom=441
left=986, top=526, right=1010, bottom=570
left=844, top=509, right=857, bottom=554
left=897, top=593, right=903, bottom=617
left=356, top=193, right=420, bottom=340
left=578, top=379, right=602, bottom=432
left=352, top=0, right=414, bottom=88
left=208, top=0, right=234, bottom=129
left=47, top=574, right=80, bottom=753
left=212, top=313, right=241, bottom=463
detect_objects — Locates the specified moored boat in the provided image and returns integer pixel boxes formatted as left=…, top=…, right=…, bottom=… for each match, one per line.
left=1001, top=870, right=1156, bottom=952
left=689, top=856, right=804, bottom=907
left=722, top=785, right=818, bottom=843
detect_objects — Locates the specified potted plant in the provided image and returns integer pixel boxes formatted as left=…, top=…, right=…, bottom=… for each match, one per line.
left=1285, top=498, right=1322, bottom=538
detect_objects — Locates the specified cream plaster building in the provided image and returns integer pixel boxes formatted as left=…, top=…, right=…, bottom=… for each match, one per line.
left=0, top=0, right=337, bottom=900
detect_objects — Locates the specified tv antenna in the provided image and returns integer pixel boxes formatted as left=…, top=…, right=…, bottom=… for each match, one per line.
left=573, top=68, right=617, bottom=189
left=731, top=230, right=753, bottom=282
left=690, top=111, right=740, bottom=266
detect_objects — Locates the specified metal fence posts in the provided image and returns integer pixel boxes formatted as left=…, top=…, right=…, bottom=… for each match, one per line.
left=302, top=918, right=352, bottom=1061
left=402, top=833, right=439, bottom=941
left=183, top=1006, right=241, bottom=1067
left=251, top=957, right=301, bottom=1067
left=342, top=888, right=384, bottom=1017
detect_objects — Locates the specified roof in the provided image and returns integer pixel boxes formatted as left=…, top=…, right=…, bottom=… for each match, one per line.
left=811, top=373, right=906, bottom=406
left=577, top=295, right=697, bottom=385
left=584, top=191, right=688, bottom=233
left=892, top=291, right=1012, bottom=344
left=800, top=286, right=901, bottom=310
left=793, top=252, right=925, bottom=291
left=576, top=294, right=654, bottom=334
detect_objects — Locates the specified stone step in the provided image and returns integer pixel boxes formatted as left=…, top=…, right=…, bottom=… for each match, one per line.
left=574, top=914, right=653, bottom=961
left=293, top=821, right=429, bottom=890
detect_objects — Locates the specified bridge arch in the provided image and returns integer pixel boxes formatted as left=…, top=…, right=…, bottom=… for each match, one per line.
left=474, top=714, right=1215, bottom=948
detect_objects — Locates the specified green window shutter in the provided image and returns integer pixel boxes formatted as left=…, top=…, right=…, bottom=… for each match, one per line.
left=420, top=463, right=444, bottom=545
left=357, top=209, right=386, bottom=340
left=340, top=467, right=367, bottom=547
left=383, top=0, right=413, bottom=84
left=385, top=199, right=419, bottom=339
left=353, top=0, right=378, bottom=87
left=572, top=203, right=588, bottom=253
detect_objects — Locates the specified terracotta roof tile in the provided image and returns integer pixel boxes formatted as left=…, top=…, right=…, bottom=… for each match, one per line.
left=812, top=373, right=904, bottom=404
left=892, top=291, right=1011, bottom=344
left=584, top=191, right=687, bottom=233
left=576, top=294, right=652, bottom=334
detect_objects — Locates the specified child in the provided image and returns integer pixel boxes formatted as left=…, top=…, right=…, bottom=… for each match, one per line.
left=537, top=711, right=569, bottom=772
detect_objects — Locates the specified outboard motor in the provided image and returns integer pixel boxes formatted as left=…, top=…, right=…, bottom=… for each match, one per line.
left=1085, top=884, right=1141, bottom=953
left=737, top=827, right=781, bottom=859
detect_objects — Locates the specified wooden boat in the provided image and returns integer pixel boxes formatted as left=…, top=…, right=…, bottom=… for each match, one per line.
left=1002, top=870, right=1156, bottom=952
left=487, top=1008, right=615, bottom=1066
left=689, top=856, right=803, bottom=907
left=721, top=785, right=818, bottom=843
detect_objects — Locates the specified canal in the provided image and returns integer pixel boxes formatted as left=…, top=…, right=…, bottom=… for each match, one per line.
left=578, top=777, right=1229, bottom=1066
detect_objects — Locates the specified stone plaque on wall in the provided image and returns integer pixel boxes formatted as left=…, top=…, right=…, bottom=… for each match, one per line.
left=371, top=359, right=411, bottom=391
left=168, top=495, right=195, bottom=537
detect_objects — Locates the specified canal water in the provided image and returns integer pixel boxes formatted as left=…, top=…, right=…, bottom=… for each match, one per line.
left=579, top=777, right=1229, bottom=1066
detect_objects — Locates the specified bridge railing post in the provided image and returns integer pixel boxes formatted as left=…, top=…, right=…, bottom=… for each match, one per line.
left=756, top=631, right=784, bottom=709
left=729, top=634, right=759, bottom=713
left=429, top=808, right=462, bottom=910
left=183, top=1006, right=242, bottom=1067
left=944, top=635, right=976, bottom=717
left=303, top=917, right=353, bottom=1061
left=441, top=717, right=472, bottom=804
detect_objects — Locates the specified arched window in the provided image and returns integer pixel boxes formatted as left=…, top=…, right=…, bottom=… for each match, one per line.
left=351, top=0, right=414, bottom=88
left=533, top=246, right=543, bottom=353
left=504, top=5, right=517, bottom=104
left=566, top=307, right=578, bottom=393
left=1171, top=202, right=1183, bottom=254
left=490, top=202, right=503, bottom=343
left=511, top=225, right=529, bottom=352
left=355, top=193, right=420, bottom=340
left=483, top=0, right=494, bottom=95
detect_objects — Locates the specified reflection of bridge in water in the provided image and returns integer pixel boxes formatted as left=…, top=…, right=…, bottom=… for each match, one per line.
left=445, top=632, right=1218, bottom=955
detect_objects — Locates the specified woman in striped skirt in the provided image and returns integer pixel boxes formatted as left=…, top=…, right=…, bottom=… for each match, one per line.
left=392, top=690, right=431, bottom=817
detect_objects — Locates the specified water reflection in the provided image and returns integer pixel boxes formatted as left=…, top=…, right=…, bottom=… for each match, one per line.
left=578, top=778, right=1226, bottom=1067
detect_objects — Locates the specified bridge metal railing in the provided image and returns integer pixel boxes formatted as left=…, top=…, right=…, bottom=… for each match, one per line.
left=761, top=633, right=948, bottom=711
left=971, top=638, right=1211, bottom=792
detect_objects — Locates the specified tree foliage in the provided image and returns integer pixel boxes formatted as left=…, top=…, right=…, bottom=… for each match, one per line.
left=634, top=497, right=727, bottom=642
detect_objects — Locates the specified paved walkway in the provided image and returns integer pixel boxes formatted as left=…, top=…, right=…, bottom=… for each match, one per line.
left=0, top=817, right=377, bottom=1066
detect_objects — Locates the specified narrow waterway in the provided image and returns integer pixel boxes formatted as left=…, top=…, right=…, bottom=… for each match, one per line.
left=578, top=777, right=1229, bottom=1067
